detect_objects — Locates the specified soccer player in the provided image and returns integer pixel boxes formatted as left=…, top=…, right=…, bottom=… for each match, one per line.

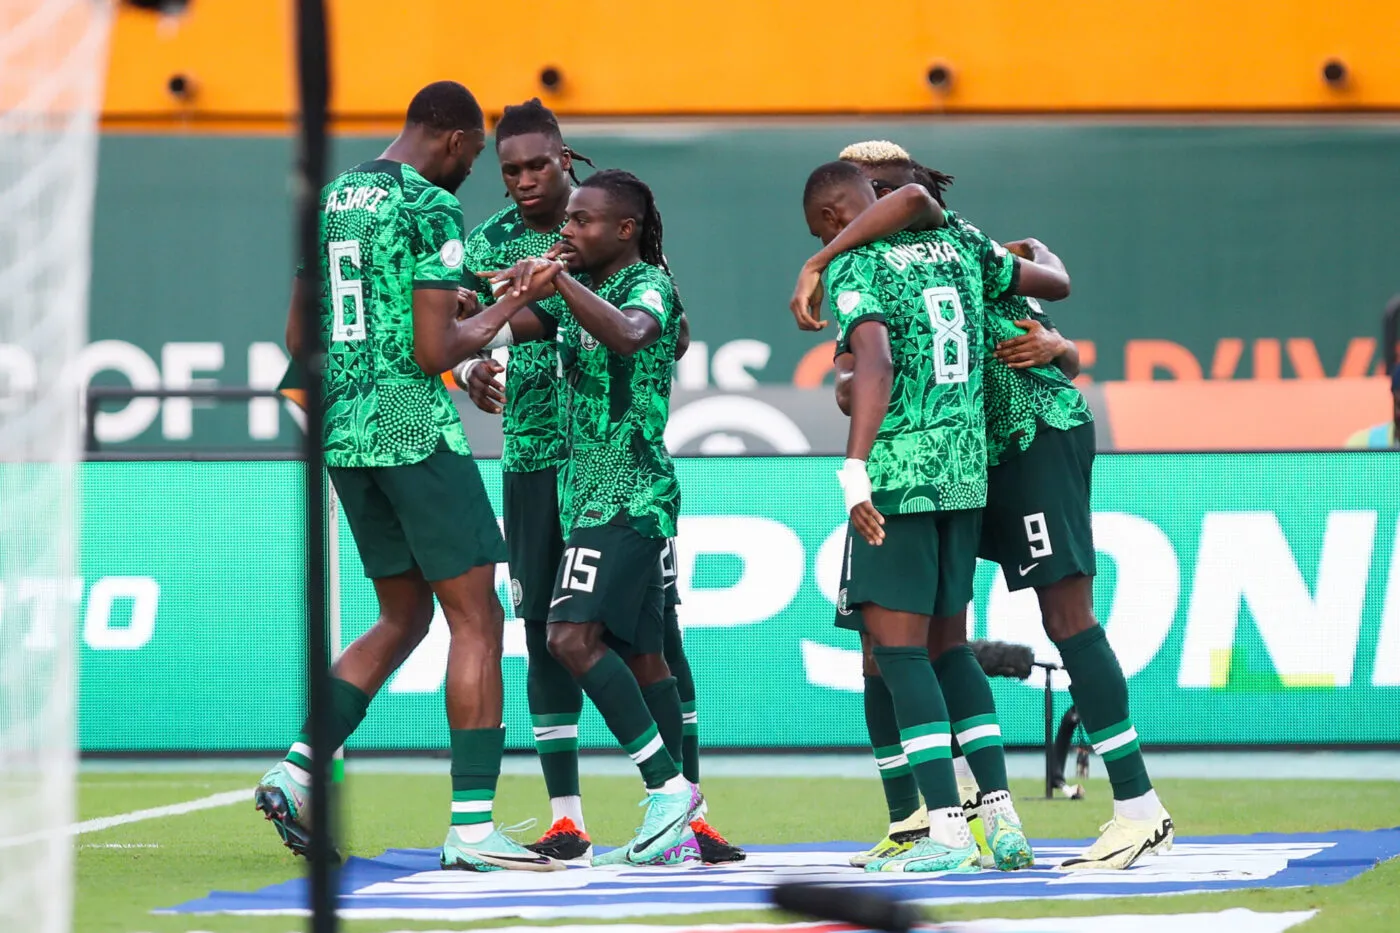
left=457, top=103, right=742, bottom=863
left=798, top=160, right=1013, bottom=872
left=805, top=143, right=1175, bottom=870
left=479, top=170, right=702, bottom=866
left=256, top=81, right=562, bottom=873
left=450, top=98, right=598, bottom=862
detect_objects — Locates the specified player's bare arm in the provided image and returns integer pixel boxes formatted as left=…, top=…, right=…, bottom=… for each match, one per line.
left=790, top=184, right=946, bottom=329
left=834, top=351, right=854, bottom=416
left=843, top=322, right=891, bottom=547
left=412, top=271, right=557, bottom=375
left=1003, top=238, right=1071, bottom=301
left=676, top=313, right=691, bottom=360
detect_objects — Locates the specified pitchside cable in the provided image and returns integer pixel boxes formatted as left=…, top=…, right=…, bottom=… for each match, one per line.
left=293, top=0, right=336, bottom=931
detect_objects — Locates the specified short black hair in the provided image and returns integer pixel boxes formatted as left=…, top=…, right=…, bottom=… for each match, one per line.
left=579, top=169, right=668, bottom=270
left=803, top=160, right=866, bottom=208
left=405, top=81, right=484, bottom=134
left=495, top=97, right=562, bottom=143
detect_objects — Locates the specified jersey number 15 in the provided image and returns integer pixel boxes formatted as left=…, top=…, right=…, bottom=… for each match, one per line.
left=328, top=240, right=366, bottom=342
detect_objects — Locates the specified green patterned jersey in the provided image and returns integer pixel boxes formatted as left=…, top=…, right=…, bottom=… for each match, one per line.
left=827, top=227, right=1016, bottom=513
left=558, top=262, right=681, bottom=538
left=310, top=159, right=472, bottom=468
left=463, top=204, right=569, bottom=473
left=946, top=212, right=1094, bottom=466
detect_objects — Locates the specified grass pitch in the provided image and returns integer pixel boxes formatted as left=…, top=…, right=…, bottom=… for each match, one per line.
left=75, top=769, right=1400, bottom=933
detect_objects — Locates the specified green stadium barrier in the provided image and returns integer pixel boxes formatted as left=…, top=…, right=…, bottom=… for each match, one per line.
left=69, top=452, right=1400, bottom=753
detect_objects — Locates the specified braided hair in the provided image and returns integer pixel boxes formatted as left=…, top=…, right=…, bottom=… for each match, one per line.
left=579, top=169, right=668, bottom=271
left=494, top=97, right=595, bottom=184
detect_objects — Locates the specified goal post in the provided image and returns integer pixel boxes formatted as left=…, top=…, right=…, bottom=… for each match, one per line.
left=0, top=3, right=113, bottom=933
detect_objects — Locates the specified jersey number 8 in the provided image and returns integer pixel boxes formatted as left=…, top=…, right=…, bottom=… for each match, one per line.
left=922, top=286, right=969, bottom=384
left=328, top=240, right=366, bottom=342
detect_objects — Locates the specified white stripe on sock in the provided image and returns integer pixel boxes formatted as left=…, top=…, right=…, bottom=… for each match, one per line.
left=628, top=733, right=665, bottom=764
left=450, top=800, right=493, bottom=814
left=1093, top=726, right=1139, bottom=756
left=289, top=742, right=313, bottom=760
left=533, top=724, right=579, bottom=741
left=682, top=712, right=698, bottom=725
left=955, top=723, right=1001, bottom=746
left=875, top=753, right=909, bottom=771
left=902, top=732, right=952, bottom=756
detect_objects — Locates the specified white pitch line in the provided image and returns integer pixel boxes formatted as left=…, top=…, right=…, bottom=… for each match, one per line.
left=0, top=789, right=247, bottom=849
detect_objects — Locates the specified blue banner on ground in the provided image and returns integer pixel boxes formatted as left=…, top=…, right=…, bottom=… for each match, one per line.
left=164, top=830, right=1400, bottom=922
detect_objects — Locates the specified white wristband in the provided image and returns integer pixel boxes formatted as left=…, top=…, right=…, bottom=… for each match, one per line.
left=836, top=458, right=872, bottom=514
left=451, top=357, right=484, bottom=390
left=484, top=322, right=514, bottom=350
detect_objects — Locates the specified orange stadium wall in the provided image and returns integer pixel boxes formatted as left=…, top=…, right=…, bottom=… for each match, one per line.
left=105, top=0, right=1400, bottom=123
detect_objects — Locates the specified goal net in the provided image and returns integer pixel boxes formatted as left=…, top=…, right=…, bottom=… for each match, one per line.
left=0, top=2, right=113, bottom=931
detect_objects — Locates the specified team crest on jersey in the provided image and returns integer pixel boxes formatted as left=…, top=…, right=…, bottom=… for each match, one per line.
left=837, top=587, right=851, bottom=616
left=580, top=333, right=599, bottom=351
left=510, top=578, right=523, bottom=608
left=837, top=291, right=861, bottom=315
left=440, top=239, right=465, bottom=269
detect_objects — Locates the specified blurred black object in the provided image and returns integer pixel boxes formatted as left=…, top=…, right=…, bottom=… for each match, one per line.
left=969, top=639, right=1035, bottom=679
left=772, top=882, right=921, bottom=933
left=122, top=0, right=192, bottom=12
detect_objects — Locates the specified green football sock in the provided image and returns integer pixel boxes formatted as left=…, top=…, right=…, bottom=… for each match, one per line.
left=872, top=645, right=960, bottom=811
left=663, top=608, right=701, bottom=784
left=285, top=677, right=370, bottom=772
left=642, top=675, right=685, bottom=767
left=577, top=648, right=680, bottom=790
left=934, top=645, right=1009, bottom=794
left=450, top=727, right=505, bottom=831
left=1055, top=625, right=1154, bottom=801
left=525, top=621, right=584, bottom=799
left=865, top=674, right=920, bottom=823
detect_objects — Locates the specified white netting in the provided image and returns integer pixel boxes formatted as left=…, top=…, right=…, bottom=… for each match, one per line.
left=0, top=2, right=112, bottom=931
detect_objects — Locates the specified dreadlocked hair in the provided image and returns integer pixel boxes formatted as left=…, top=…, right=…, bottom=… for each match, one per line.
left=911, top=161, right=955, bottom=208
left=494, top=97, right=596, bottom=184
left=580, top=169, right=668, bottom=271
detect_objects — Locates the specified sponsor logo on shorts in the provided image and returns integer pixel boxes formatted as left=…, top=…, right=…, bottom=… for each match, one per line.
left=550, top=595, right=572, bottom=609
left=1018, top=562, right=1040, bottom=576
left=510, top=578, right=523, bottom=607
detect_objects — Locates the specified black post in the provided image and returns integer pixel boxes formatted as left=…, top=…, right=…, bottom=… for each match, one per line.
left=1043, top=669, right=1054, bottom=799
left=293, top=1, right=335, bottom=932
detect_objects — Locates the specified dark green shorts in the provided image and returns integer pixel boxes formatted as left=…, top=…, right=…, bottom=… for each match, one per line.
left=661, top=537, right=682, bottom=610
left=980, top=421, right=1097, bottom=592
left=329, top=445, right=506, bottom=582
left=835, top=509, right=982, bottom=631
left=547, top=521, right=666, bottom=656
left=503, top=466, right=566, bottom=622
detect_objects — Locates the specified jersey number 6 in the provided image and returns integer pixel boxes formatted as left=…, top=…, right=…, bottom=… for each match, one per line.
left=328, top=240, right=366, bottom=343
